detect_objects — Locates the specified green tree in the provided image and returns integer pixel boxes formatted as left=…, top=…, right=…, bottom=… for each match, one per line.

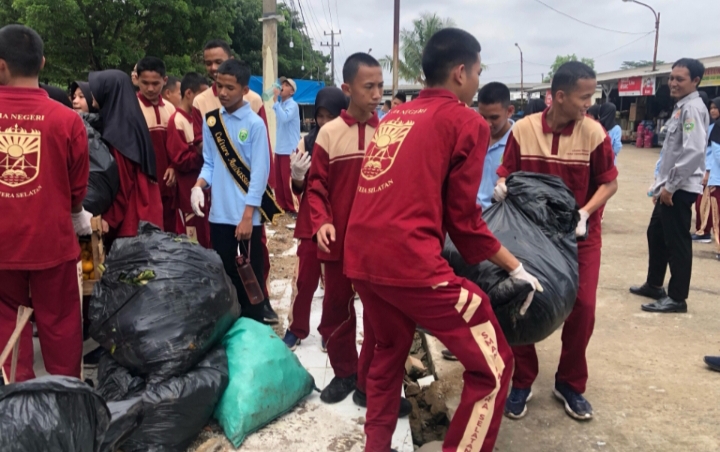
left=379, top=12, right=456, bottom=85
left=620, top=60, right=665, bottom=70
left=543, top=54, right=595, bottom=82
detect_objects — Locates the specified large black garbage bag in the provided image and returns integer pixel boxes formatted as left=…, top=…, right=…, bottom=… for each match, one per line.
left=81, top=113, right=119, bottom=216
left=89, top=222, right=240, bottom=382
left=0, top=376, right=111, bottom=452
left=97, top=351, right=145, bottom=402
left=443, top=172, right=580, bottom=346
left=101, top=398, right=144, bottom=452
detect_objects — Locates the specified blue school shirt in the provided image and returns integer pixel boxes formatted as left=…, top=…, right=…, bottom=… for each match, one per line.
left=477, top=121, right=514, bottom=210
left=708, top=123, right=720, bottom=186
left=199, top=102, right=270, bottom=226
left=609, top=125, right=622, bottom=160
left=273, top=96, right=301, bottom=155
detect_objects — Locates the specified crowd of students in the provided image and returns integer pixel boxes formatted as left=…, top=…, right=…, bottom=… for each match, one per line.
left=1, top=20, right=718, bottom=452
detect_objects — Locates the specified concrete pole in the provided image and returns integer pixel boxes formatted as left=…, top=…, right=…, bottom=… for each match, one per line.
left=261, top=0, right=282, bottom=150
left=392, top=0, right=400, bottom=94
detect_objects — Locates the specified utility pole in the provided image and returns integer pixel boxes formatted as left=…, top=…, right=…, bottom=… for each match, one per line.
left=321, top=30, right=341, bottom=86
left=392, top=0, right=400, bottom=95
left=622, top=0, right=660, bottom=72
left=260, top=0, right=284, bottom=149
left=515, top=43, right=524, bottom=104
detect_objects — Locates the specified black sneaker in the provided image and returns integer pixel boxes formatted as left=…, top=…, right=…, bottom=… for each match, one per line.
left=704, top=356, right=720, bottom=371
left=320, top=374, right=357, bottom=404
left=261, top=302, right=279, bottom=325
left=504, top=387, right=533, bottom=419
left=83, top=346, right=104, bottom=368
left=553, top=382, right=593, bottom=420
left=641, top=296, right=687, bottom=313
left=629, top=283, right=667, bottom=300
left=441, top=349, right=458, bottom=361
left=691, top=233, right=712, bottom=243
left=352, top=389, right=413, bottom=418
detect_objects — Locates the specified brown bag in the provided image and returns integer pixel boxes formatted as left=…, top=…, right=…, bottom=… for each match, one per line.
left=236, top=243, right=264, bottom=305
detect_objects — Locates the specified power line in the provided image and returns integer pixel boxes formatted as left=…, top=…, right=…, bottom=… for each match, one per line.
left=532, top=0, right=653, bottom=35
left=296, top=0, right=322, bottom=79
left=592, top=31, right=654, bottom=60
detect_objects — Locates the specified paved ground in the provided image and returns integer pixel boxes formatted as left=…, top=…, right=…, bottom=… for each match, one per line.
left=493, top=145, right=720, bottom=452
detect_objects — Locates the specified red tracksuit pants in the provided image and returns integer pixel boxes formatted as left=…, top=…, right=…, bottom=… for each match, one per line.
left=696, top=186, right=720, bottom=251
left=162, top=195, right=177, bottom=234
left=319, top=260, right=374, bottom=393
left=0, top=259, right=83, bottom=382
left=512, top=244, right=602, bottom=394
left=274, top=154, right=296, bottom=213
left=287, top=239, right=322, bottom=338
left=353, top=277, right=512, bottom=452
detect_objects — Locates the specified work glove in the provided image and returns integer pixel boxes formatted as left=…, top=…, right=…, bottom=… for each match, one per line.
left=575, top=209, right=590, bottom=238
left=72, top=208, right=93, bottom=236
left=493, top=182, right=508, bottom=202
left=191, top=187, right=205, bottom=218
left=509, top=263, right=544, bottom=316
left=290, top=151, right=312, bottom=181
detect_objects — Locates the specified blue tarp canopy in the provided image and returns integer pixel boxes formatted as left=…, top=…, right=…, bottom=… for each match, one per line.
left=249, top=76, right=325, bottom=105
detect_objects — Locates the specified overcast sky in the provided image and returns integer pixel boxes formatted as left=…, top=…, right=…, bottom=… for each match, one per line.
left=296, top=0, right=720, bottom=85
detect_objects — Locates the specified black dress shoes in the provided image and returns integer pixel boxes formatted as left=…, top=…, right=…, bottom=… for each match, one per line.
left=629, top=283, right=667, bottom=300
left=641, top=296, right=687, bottom=313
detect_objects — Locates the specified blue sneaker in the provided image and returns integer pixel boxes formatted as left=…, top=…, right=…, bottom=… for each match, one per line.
left=282, top=330, right=301, bottom=351
left=704, top=356, right=720, bottom=372
left=321, top=338, right=327, bottom=353
left=553, top=382, right=593, bottom=420
left=504, top=387, right=533, bottom=419
left=691, top=233, right=712, bottom=243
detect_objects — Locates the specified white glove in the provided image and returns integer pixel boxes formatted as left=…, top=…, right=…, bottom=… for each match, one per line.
left=72, top=208, right=93, bottom=236
left=509, top=263, right=544, bottom=316
left=575, top=209, right=589, bottom=238
left=290, top=151, right=312, bottom=180
left=191, top=187, right=205, bottom=217
left=493, top=182, right=508, bottom=202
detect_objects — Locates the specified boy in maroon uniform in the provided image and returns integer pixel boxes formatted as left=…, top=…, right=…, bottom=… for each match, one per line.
left=0, top=25, right=90, bottom=381
left=167, top=72, right=210, bottom=247
left=306, top=54, right=412, bottom=418
left=136, top=56, right=177, bottom=233
left=495, top=61, right=618, bottom=421
left=344, top=29, right=541, bottom=452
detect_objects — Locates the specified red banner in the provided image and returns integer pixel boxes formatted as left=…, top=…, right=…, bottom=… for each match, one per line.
left=619, top=76, right=656, bottom=96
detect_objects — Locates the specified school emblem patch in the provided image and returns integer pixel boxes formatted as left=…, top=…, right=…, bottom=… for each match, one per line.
left=0, top=124, right=41, bottom=188
left=361, top=119, right=414, bottom=180
left=684, top=119, right=695, bottom=132
left=238, top=129, right=249, bottom=142
left=206, top=116, right=216, bottom=127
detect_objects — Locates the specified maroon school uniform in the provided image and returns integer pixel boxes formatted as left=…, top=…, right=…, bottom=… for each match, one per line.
left=497, top=109, right=618, bottom=395
left=344, top=89, right=512, bottom=452
left=0, top=86, right=89, bottom=381
left=166, top=108, right=211, bottom=247
left=305, top=110, right=379, bottom=391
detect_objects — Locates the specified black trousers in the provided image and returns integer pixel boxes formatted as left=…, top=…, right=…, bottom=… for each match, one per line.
left=645, top=190, right=697, bottom=301
left=210, top=222, right=271, bottom=322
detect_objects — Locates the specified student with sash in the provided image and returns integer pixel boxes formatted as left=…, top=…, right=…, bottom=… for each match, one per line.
left=191, top=59, right=281, bottom=324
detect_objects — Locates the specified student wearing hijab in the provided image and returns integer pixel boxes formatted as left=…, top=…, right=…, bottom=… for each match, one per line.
left=587, top=103, right=601, bottom=121
left=694, top=97, right=720, bottom=250
left=71, top=81, right=96, bottom=114
left=525, top=98, right=547, bottom=116
left=40, top=83, right=72, bottom=108
left=599, top=103, right=622, bottom=161
left=89, top=69, right=163, bottom=240
left=282, top=86, right=348, bottom=350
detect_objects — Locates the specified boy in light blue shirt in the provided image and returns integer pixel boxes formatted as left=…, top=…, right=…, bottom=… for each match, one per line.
left=272, top=77, right=301, bottom=213
left=191, top=59, right=278, bottom=324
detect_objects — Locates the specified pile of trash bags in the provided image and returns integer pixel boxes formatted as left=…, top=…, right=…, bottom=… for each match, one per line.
left=81, top=113, right=119, bottom=216
left=443, top=172, right=580, bottom=345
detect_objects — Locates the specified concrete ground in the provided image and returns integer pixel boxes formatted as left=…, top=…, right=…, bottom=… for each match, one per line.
left=491, top=145, right=720, bottom=451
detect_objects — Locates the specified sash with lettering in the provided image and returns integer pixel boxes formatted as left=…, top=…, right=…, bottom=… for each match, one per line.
left=206, top=109, right=283, bottom=224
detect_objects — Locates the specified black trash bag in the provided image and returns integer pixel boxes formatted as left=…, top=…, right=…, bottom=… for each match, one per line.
left=101, top=398, right=144, bottom=452
left=81, top=113, right=119, bottom=216
left=97, top=351, right=145, bottom=402
left=443, top=172, right=580, bottom=346
left=89, top=223, right=240, bottom=382
left=109, top=347, right=229, bottom=452
left=0, top=376, right=111, bottom=452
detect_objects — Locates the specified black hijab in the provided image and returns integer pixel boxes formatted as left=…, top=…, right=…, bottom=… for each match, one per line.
left=70, top=81, right=99, bottom=113
left=39, top=84, right=72, bottom=109
left=699, top=91, right=710, bottom=110
left=598, top=103, right=618, bottom=132
left=89, top=70, right=156, bottom=179
left=587, top=104, right=601, bottom=120
left=304, top=86, right=349, bottom=154
left=710, top=97, right=720, bottom=146
left=525, top=98, right=547, bottom=116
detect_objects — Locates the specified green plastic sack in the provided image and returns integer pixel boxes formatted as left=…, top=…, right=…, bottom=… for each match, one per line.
left=214, top=318, right=315, bottom=447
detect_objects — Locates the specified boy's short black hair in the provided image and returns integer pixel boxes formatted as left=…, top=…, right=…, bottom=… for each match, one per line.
left=204, top=39, right=233, bottom=58
left=217, top=59, right=251, bottom=86
left=0, top=24, right=44, bottom=77
left=672, top=58, right=705, bottom=83
left=180, top=72, right=209, bottom=97
left=393, top=92, right=406, bottom=103
left=551, top=61, right=596, bottom=96
left=162, top=75, right=180, bottom=93
left=384, top=100, right=392, bottom=108
left=422, top=28, right=481, bottom=87
left=342, top=52, right=380, bottom=83
left=478, top=82, right=511, bottom=107
left=136, top=56, right=166, bottom=77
